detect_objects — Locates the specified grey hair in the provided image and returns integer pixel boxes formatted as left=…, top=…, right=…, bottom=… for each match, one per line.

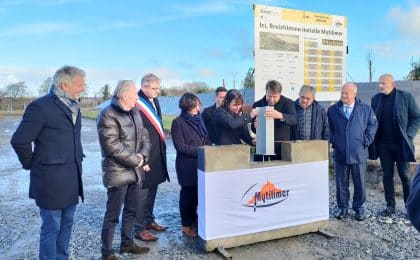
left=53, top=65, right=85, bottom=88
left=141, top=73, right=160, bottom=87
left=343, top=82, right=358, bottom=93
left=299, top=85, right=316, bottom=97
left=113, top=80, right=136, bottom=99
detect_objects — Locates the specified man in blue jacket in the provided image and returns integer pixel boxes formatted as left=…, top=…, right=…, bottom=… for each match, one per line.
left=291, top=85, right=329, bottom=141
left=328, top=83, right=378, bottom=221
left=370, top=74, right=419, bottom=217
left=11, top=65, right=86, bottom=260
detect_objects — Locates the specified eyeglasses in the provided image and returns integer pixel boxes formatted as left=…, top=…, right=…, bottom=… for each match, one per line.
left=148, top=86, right=161, bottom=91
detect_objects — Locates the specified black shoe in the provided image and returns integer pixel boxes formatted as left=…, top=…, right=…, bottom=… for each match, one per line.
left=380, top=207, right=395, bottom=217
left=120, top=244, right=150, bottom=255
left=355, top=209, right=366, bottom=221
left=335, top=208, right=348, bottom=219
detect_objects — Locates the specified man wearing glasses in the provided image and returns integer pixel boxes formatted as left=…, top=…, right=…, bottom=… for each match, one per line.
left=134, top=73, right=169, bottom=242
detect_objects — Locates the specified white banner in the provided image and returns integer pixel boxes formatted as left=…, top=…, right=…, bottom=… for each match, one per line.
left=254, top=5, right=347, bottom=101
left=198, top=160, right=329, bottom=240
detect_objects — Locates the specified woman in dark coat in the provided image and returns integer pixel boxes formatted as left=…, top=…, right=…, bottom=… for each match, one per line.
left=171, top=92, right=211, bottom=237
left=214, top=89, right=257, bottom=145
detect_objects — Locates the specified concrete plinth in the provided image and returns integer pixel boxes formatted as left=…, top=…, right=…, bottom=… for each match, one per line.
left=199, top=220, right=329, bottom=252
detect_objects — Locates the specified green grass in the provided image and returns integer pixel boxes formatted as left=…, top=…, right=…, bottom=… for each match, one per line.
left=81, top=109, right=175, bottom=132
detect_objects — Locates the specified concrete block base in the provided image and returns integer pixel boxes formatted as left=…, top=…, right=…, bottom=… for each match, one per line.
left=199, top=220, right=329, bottom=252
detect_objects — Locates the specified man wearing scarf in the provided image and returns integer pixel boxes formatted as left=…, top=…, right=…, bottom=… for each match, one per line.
left=134, top=73, right=170, bottom=241
left=11, top=65, right=85, bottom=260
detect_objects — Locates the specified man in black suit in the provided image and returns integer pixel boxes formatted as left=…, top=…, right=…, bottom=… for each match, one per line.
left=252, top=80, right=297, bottom=161
left=11, top=65, right=85, bottom=260
left=201, top=86, right=227, bottom=144
left=370, top=74, right=420, bottom=217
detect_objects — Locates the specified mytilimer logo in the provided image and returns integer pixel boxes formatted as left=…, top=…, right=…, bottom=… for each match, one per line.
left=241, top=180, right=290, bottom=212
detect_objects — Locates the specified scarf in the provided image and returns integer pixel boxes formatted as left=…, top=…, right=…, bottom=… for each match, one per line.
left=51, top=84, right=80, bottom=124
left=181, top=111, right=208, bottom=139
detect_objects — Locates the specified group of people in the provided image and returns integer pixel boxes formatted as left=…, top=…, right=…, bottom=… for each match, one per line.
left=9, top=64, right=420, bottom=260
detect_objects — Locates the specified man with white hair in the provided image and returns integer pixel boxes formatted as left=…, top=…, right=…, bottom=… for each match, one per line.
left=97, top=80, right=151, bottom=260
left=328, top=83, right=377, bottom=221
left=11, top=65, right=86, bottom=260
left=370, top=74, right=420, bottom=217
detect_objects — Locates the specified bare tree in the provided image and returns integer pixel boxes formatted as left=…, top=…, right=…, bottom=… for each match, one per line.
left=6, top=81, right=28, bottom=99
left=39, top=77, right=53, bottom=96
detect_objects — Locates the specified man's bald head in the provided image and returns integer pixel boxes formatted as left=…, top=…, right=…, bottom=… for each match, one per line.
left=378, top=74, right=395, bottom=95
left=341, top=83, right=357, bottom=105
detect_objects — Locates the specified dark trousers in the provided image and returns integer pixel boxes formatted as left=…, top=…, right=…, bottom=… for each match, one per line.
left=101, top=183, right=140, bottom=257
left=135, top=185, right=158, bottom=231
left=378, top=143, right=412, bottom=208
left=179, top=186, right=198, bottom=227
left=334, top=161, right=366, bottom=210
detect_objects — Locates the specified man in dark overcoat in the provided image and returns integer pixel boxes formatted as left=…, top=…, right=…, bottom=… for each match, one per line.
left=11, top=65, right=85, bottom=259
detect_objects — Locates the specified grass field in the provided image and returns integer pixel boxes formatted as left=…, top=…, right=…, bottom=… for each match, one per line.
left=81, top=109, right=175, bottom=132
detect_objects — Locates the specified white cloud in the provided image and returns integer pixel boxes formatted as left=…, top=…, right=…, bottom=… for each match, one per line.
left=0, top=22, right=76, bottom=37
left=387, top=3, right=420, bottom=39
left=196, top=68, right=216, bottom=78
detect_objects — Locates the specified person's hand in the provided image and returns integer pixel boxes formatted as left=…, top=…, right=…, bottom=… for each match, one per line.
left=252, top=138, right=256, bottom=145
left=254, top=116, right=259, bottom=128
left=136, top=154, right=144, bottom=168
left=250, top=108, right=258, bottom=118
left=265, top=108, right=283, bottom=120
left=143, top=164, right=151, bottom=172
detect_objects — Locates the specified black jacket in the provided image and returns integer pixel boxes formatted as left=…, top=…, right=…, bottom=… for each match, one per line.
left=171, top=115, right=211, bottom=186
left=291, top=100, right=329, bottom=140
left=138, top=90, right=170, bottom=187
left=11, top=93, right=84, bottom=209
left=252, top=95, right=297, bottom=141
left=97, top=97, right=151, bottom=188
left=214, top=107, right=254, bottom=145
left=370, top=89, right=419, bottom=161
left=201, top=103, right=217, bottom=144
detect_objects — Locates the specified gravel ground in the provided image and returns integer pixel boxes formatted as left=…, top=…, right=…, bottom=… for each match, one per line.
left=0, top=117, right=419, bottom=260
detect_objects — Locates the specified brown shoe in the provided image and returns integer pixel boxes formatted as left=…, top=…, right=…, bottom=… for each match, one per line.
left=135, top=230, right=158, bottom=241
left=102, top=254, right=118, bottom=260
left=120, top=244, right=150, bottom=254
left=146, top=222, right=168, bottom=231
left=182, top=226, right=198, bottom=238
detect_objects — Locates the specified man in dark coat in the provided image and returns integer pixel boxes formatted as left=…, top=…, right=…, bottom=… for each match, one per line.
left=10, top=65, right=85, bottom=260
left=201, top=86, right=227, bottom=144
left=252, top=80, right=297, bottom=160
left=328, top=83, right=378, bottom=221
left=291, top=85, right=329, bottom=141
left=134, top=73, right=169, bottom=241
left=370, top=74, right=420, bottom=216
left=97, top=80, right=151, bottom=260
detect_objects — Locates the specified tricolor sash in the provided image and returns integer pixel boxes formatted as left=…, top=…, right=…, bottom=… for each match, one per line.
left=136, top=97, right=165, bottom=142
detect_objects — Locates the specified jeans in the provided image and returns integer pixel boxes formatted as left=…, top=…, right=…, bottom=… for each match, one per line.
left=101, top=183, right=140, bottom=257
left=39, top=204, right=77, bottom=260
left=334, top=161, right=366, bottom=210
left=378, top=142, right=412, bottom=208
left=179, top=186, right=198, bottom=227
left=134, top=185, right=158, bottom=231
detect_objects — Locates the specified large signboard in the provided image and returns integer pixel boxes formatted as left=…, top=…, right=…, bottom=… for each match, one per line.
left=197, top=160, right=329, bottom=240
left=254, top=4, right=347, bottom=101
